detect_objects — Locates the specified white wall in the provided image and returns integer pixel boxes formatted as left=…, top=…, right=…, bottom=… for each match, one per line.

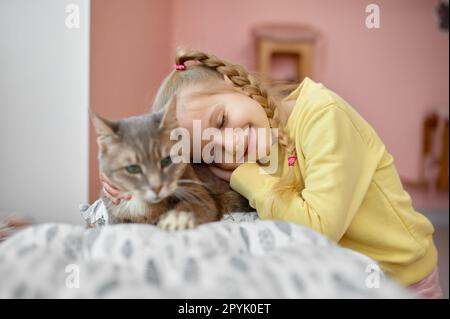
left=0, top=0, right=90, bottom=224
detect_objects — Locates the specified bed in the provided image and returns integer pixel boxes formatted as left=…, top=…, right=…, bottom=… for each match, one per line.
left=0, top=199, right=412, bottom=298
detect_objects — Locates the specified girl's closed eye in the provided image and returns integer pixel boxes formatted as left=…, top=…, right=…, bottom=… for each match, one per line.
left=218, top=110, right=227, bottom=129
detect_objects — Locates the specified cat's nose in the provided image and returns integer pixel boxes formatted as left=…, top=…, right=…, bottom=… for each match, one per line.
left=151, top=185, right=162, bottom=194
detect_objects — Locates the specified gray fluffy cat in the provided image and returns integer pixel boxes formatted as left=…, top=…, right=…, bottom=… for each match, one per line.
left=90, top=96, right=252, bottom=230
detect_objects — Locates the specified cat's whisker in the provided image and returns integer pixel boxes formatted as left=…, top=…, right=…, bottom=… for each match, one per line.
left=175, top=187, right=208, bottom=206
left=174, top=192, right=202, bottom=207
left=175, top=189, right=199, bottom=204
left=185, top=194, right=205, bottom=203
left=177, top=179, right=208, bottom=187
left=173, top=188, right=190, bottom=201
left=173, top=188, right=194, bottom=201
left=178, top=186, right=204, bottom=199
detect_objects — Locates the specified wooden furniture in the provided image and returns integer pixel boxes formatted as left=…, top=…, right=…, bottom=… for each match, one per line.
left=438, top=118, right=449, bottom=190
left=253, top=24, right=318, bottom=84
left=421, top=110, right=449, bottom=191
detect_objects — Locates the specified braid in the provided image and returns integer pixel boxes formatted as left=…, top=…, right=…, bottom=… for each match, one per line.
left=176, top=48, right=299, bottom=194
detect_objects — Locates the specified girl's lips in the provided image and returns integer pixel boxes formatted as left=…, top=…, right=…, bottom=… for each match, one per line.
left=244, top=126, right=250, bottom=156
left=235, top=126, right=250, bottom=162
left=243, top=125, right=255, bottom=160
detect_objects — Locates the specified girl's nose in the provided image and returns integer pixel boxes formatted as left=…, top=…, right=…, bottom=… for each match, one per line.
left=221, top=129, right=248, bottom=159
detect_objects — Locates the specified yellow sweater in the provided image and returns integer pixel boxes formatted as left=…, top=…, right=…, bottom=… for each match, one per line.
left=230, top=77, right=437, bottom=285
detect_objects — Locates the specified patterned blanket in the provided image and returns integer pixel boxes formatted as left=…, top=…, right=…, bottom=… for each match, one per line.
left=0, top=200, right=412, bottom=298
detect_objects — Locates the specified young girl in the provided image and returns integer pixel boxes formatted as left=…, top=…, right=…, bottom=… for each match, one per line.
left=100, top=48, right=442, bottom=298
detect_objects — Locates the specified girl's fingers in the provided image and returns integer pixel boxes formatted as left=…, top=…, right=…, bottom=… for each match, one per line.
left=100, top=173, right=120, bottom=190
left=103, top=182, right=122, bottom=198
left=99, top=172, right=109, bottom=183
left=100, top=173, right=132, bottom=203
left=102, top=187, right=120, bottom=205
left=123, top=193, right=132, bottom=200
left=100, top=173, right=128, bottom=194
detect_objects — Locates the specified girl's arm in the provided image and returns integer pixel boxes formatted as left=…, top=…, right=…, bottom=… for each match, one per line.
left=230, top=105, right=381, bottom=242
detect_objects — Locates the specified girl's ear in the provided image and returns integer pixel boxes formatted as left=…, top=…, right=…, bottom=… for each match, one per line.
left=159, top=95, right=178, bottom=131
left=89, top=110, right=119, bottom=137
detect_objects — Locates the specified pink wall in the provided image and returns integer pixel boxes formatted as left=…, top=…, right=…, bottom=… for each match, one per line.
left=89, top=0, right=172, bottom=201
left=89, top=0, right=448, bottom=200
left=172, top=0, right=449, bottom=182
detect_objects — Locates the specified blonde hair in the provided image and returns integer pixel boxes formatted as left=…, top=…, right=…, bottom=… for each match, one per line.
left=153, top=48, right=299, bottom=195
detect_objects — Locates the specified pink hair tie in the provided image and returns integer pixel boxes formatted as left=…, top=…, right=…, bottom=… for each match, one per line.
left=288, top=155, right=297, bottom=167
left=174, top=63, right=185, bottom=71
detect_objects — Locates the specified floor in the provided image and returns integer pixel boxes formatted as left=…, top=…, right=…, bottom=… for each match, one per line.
left=404, top=183, right=449, bottom=298
left=433, top=223, right=449, bottom=298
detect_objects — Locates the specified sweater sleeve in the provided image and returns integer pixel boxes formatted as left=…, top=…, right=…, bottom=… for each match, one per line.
left=230, top=105, right=380, bottom=241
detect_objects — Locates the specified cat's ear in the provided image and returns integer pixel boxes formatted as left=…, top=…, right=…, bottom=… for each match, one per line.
left=89, top=110, right=119, bottom=137
left=159, top=95, right=178, bottom=131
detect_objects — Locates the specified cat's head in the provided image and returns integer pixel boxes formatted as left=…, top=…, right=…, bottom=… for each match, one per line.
left=90, top=96, right=187, bottom=203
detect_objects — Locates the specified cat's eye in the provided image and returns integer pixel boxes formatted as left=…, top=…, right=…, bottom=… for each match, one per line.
left=160, top=156, right=172, bottom=168
left=125, top=164, right=142, bottom=174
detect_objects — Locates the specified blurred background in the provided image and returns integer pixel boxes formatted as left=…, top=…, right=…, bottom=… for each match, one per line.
left=0, top=0, right=448, bottom=296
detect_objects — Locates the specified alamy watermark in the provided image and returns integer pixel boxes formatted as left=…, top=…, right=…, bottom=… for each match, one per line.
left=65, top=3, right=80, bottom=29
left=167, top=122, right=280, bottom=174
left=366, top=4, right=381, bottom=29
left=65, top=263, right=80, bottom=289
left=365, top=263, right=384, bottom=288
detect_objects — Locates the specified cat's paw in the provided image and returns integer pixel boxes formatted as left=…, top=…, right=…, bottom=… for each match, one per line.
left=157, top=210, right=196, bottom=231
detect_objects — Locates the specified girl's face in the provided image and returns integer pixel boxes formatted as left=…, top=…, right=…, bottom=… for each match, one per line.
left=176, top=84, right=272, bottom=170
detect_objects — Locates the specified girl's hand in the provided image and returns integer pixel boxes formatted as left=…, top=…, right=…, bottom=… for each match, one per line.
left=208, top=165, right=234, bottom=182
left=100, top=173, right=132, bottom=205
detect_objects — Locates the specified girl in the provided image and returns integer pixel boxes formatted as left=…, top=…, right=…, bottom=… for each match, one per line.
left=101, top=48, right=442, bottom=298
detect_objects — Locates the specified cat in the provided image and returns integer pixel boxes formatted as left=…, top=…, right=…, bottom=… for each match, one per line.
left=90, top=95, right=252, bottom=230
